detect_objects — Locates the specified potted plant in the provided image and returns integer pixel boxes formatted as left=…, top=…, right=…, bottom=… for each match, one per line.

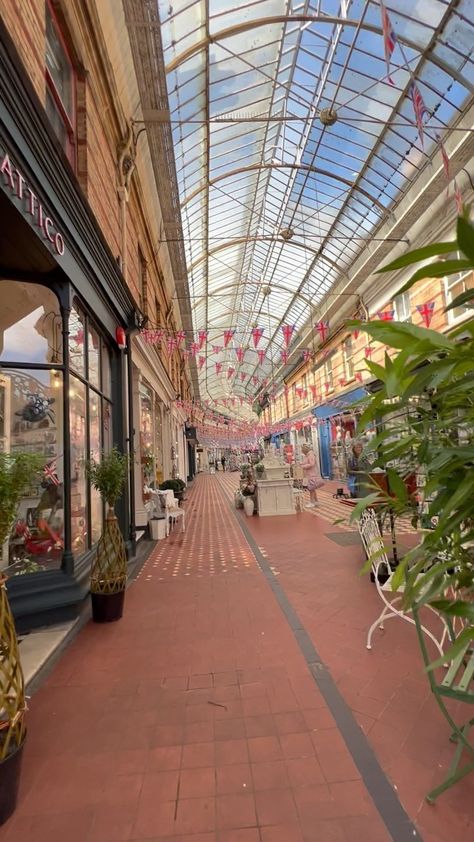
left=255, top=462, right=265, bottom=479
left=0, top=451, right=44, bottom=824
left=87, top=447, right=129, bottom=623
left=350, top=210, right=474, bottom=660
left=159, top=478, right=186, bottom=502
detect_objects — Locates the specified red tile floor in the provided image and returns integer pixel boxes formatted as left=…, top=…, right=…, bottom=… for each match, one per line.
left=3, top=473, right=473, bottom=841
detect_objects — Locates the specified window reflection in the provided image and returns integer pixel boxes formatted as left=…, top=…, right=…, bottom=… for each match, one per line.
left=0, top=282, right=62, bottom=365
left=69, top=305, right=85, bottom=377
left=70, top=375, right=87, bottom=556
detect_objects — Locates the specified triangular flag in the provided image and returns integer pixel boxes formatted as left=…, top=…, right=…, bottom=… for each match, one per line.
left=257, top=349, right=266, bottom=365
left=223, top=329, right=235, bottom=348
left=352, top=328, right=360, bottom=340
left=281, top=325, right=295, bottom=347
left=365, top=345, right=373, bottom=358
left=302, top=349, right=312, bottom=362
left=377, top=310, right=394, bottom=321
left=212, top=345, right=222, bottom=354
left=215, top=361, right=222, bottom=375
left=175, top=330, right=186, bottom=347
left=235, top=346, right=245, bottom=363
left=198, top=330, right=208, bottom=349
left=416, top=301, right=435, bottom=328
left=280, top=350, right=289, bottom=364
left=315, top=320, right=329, bottom=342
left=240, top=372, right=246, bottom=382
left=227, top=367, right=235, bottom=379
left=251, top=327, right=264, bottom=348
left=191, top=342, right=200, bottom=356
left=198, top=355, right=206, bottom=370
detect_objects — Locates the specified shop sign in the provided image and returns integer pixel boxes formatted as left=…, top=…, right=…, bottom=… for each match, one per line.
left=0, top=151, right=65, bottom=256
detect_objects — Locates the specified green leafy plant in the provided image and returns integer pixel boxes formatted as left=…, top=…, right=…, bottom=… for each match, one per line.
left=86, top=447, right=129, bottom=509
left=255, top=463, right=265, bottom=474
left=0, top=452, right=44, bottom=547
left=159, top=478, right=185, bottom=494
left=351, top=211, right=474, bottom=660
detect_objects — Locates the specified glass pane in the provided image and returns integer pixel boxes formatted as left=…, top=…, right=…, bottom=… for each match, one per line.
left=46, top=87, right=69, bottom=151
left=0, top=367, right=64, bottom=574
left=140, top=383, right=154, bottom=491
left=101, top=341, right=112, bottom=398
left=103, top=399, right=113, bottom=454
left=69, top=305, right=86, bottom=377
left=89, top=391, right=102, bottom=546
left=70, top=375, right=88, bottom=556
left=88, top=324, right=100, bottom=389
left=0, top=281, right=62, bottom=364
left=46, top=5, right=73, bottom=120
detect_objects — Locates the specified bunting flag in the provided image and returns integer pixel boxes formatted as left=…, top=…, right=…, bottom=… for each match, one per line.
left=355, top=371, right=363, bottom=383
left=281, top=324, right=295, bottom=347
left=198, top=355, right=206, bottom=370
left=302, top=349, right=312, bottom=362
left=223, top=329, right=235, bottom=348
left=257, top=349, right=266, bottom=365
left=198, top=330, right=208, bottom=349
left=365, top=345, right=373, bottom=358
left=280, top=350, right=289, bottom=364
left=215, top=361, right=222, bottom=375
left=338, top=378, right=346, bottom=387
left=252, top=376, right=260, bottom=386
left=43, top=460, right=59, bottom=486
left=324, top=382, right=331, bottom=394
left=416, top=301, right=435, bottom=328
left=175, top=330, right=186, bottom=347
left=309, top=384, right=318, bottom=400
left=251, top=327, right=264, bottom=348
left=454, top=181, right=463, bottom=214
left=240, top=372, right=246, bottom=382
left=167, top=336, right=177, bottom=354
left=315, top=320, right=329, bottom=342
left=191, top=342, right=200, bottom=356
left=377, top=309, right=394, bottom=321
left=295, top=387, right=305, bottom=400
left=227, top=367, right=235, bottom=379
left=380, top=0, right=397, bottom=85
left=211, top=345, right=222, bottom=354
left=235, top=346, right=245, bottom=363
left=352, top=328, right=360, bottom=340
left=409, top=80, right=429, bottom=149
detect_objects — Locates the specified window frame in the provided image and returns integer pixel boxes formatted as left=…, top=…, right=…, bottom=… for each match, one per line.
left=45, top=0, right=77, bottom=168
left=445, top=258, right=474, bottom=324
left=393, top=291, right=412, bottom=323
left=343, top=336, right=354, bottom=380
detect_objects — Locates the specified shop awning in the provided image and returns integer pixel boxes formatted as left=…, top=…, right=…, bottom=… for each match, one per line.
left=312, top=386, right=367, bottom=420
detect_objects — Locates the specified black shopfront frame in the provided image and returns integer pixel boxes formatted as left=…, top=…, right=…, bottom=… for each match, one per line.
left=0, top=19, right=138, bottom=629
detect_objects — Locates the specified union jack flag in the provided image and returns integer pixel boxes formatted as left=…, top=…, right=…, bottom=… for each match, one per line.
left=315, top=320, right=329, bottom=343
left=44, top=460, right=59, bottom=486
left=223, top=329, right=235, bottom=348
left=235, top=346, right=245, bottom=363
left=380, top=1, right=397, bottom=85
left=416, top=302, right=435, bottom=328
left=227, top=367, right=235, bottom=379
left=215, top=362, right=222, bottom=375
left=198, top=355, right=206, bottom=370
left=281, top=324, right=295, bottom=348
left=409, top=81, right=430, bottom=149
left=251, top=327, right=264, bottom=348
left=280, top=350, right=289, bottom=364
left=175, top=330, right=186, bottom=347
left=240, top=372, right=246, bottom=382
left=377, top=309, right=394, bottom=321
left=257, top=349, right=266, bottom=365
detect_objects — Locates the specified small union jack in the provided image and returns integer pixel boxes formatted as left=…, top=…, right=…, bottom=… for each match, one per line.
left=235, top=346, right=245, bottom=363
left=198, top=355, right=206, bottom=370
left=280, top=350, right=289, bottom=364
left=377, top=310, right=394, bottom=321
left=227, top=367, right=235, bottom=379
left=365, top=345, right=373, bottom=358
left=215, top=362, right=222, bottom=375
left=44, top=460, right=60, bottom=486
left=257, top=349, right=266, bottom=365
left=251, top=327, right=264, bottom=348
left=240, top=372, right=246, bottom=382
left=198, top=330, right=208, bottom=349
left=315, top=320, right=329, bottom=343
left=302, top=349, right=312, bottom=362
left=409, top=81, right=430, bottom=149
left=175, top=330, right=186, bottom=347
left=281, top=325, right=295, bottom=348
left=223, top=329, right=235, bottom=348
left=380, top=1, right=397, bottom=85
left=190, top=342, right=200, bottom=356
left=416, top=302, right=435, bottom=328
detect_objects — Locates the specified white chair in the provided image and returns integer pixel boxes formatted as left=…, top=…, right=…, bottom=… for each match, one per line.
left=159, top=491, right=185, bottom=537
left=358, top=508, right=445, bottom=656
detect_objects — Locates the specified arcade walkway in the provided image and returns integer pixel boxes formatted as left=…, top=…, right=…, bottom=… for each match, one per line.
left=3, top=474, right=473, bottom=842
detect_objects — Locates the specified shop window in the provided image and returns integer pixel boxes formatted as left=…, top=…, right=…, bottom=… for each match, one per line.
left=343, top=337, right=354, bottom=380
left=0, top=282, right=64, bottom=575
left=45, top=1, right=76, bottom=167
left=69, top=302, right=113, bottom=556
left=394, top=291, right=411, bottom=322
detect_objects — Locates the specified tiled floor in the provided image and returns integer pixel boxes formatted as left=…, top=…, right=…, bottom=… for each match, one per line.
left=3, top=473, right=473, bottom=841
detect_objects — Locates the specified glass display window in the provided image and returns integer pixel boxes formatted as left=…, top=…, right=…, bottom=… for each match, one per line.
left=0, top=282, right=62, bottom=365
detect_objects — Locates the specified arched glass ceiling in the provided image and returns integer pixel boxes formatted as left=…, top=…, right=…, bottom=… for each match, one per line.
left=158, top=0, right=474, bottom=413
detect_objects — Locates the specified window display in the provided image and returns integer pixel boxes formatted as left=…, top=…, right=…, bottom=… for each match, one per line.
left=0, top=282, right=64, bottom=573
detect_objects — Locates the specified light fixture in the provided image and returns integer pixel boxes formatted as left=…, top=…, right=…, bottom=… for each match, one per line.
left=319, top=108, right=338, bottom=126
left=279, top=227, right=294, bottom=241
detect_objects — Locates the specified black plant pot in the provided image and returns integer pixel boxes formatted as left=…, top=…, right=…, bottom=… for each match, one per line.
left=0, top=736, right=25, bottom=825
left=91, top=589, right=125, bottom=623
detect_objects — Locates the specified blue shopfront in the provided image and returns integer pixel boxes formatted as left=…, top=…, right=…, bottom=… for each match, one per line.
left=312, top=387, right=367, bottom=480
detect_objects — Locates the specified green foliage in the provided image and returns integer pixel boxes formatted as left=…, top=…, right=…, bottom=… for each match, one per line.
left=0, top=452, right=44, bottom=547
left=353, top=212, right=474, bottom=657
left=255, top=462, right=265, bottom=473
left=86, top=447, right=129, bottom=508
left=159, top=478, right=185, bottom=493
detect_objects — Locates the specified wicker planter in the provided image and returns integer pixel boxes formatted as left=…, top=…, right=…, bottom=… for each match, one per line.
left=90, top=511, right=127, bottom=624
left=0, top=575, right=26, bottom=824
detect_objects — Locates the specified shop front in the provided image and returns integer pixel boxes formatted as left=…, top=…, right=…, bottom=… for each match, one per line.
left=313, top=387, right=367, bottom=480
left=0, top=28, right=136, bottom=628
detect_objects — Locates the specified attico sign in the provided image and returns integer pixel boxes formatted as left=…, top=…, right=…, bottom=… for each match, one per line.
left=0, top=151, right=65, bottom=256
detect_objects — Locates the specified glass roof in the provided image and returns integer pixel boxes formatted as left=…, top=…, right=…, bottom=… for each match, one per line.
left=158, top=0, right=474, bottom=413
